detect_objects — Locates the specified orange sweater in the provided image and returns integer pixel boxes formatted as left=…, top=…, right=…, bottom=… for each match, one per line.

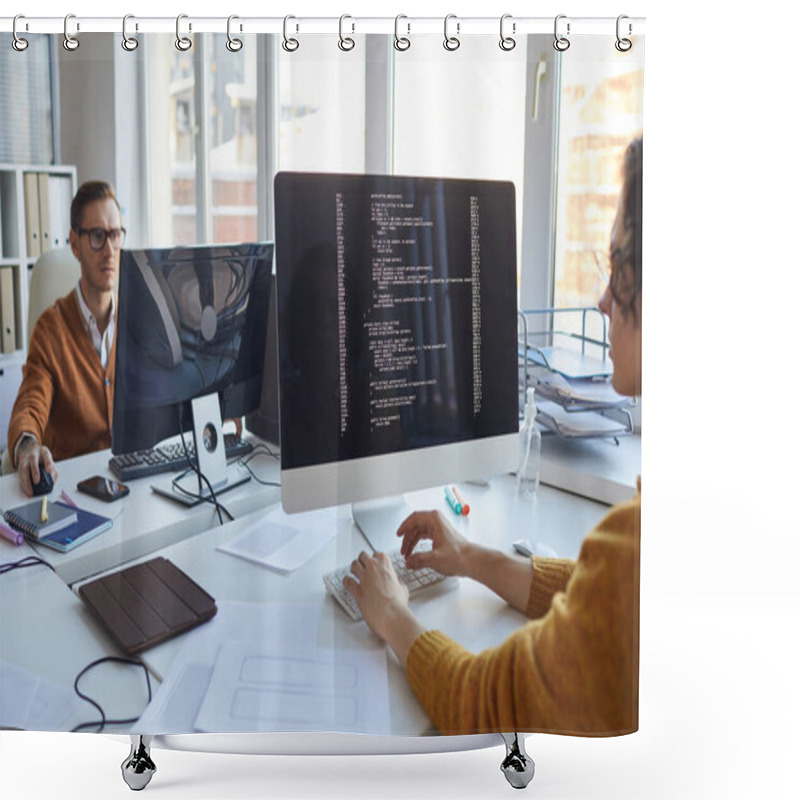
left=8, top=290, right=115, bottom=465
left=406, top=489, right=640, bottom=736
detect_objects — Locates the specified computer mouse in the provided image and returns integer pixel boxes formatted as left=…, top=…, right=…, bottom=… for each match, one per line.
left=31, top=462, right=54, bottom=496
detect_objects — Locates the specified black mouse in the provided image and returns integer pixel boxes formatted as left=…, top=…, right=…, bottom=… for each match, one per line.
left=31, top=462, right=54, bottom=496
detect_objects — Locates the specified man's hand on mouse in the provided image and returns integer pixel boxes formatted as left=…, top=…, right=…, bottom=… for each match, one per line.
left=16, top=436, right=58, bottom=497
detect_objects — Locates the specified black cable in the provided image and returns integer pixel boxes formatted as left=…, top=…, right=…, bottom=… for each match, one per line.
left=70, top=656, right=152, bottom=733
left=170, top=468, right=235, bottom=522
left=0, top=556, right=56, bottom=575
left=177, top=408, right=228, bottom=526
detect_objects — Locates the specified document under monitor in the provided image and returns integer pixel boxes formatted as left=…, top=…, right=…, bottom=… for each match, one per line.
left=274, top=172, right=519, bottom=550
left=113, top=242, right=273, bottom=501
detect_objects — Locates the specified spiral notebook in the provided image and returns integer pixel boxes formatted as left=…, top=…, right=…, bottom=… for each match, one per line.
left=3, top=501, right=111, bottom=553
left=2, top=499, right=76, bottom=539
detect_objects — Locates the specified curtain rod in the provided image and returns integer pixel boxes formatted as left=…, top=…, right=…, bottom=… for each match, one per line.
left=1, top=15, right=645, bottom=38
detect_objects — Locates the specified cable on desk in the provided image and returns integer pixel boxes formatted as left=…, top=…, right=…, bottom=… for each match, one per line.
left=235, top=442, right=282, bottom=487
left=70, top=655, right=153, bottom=733
left=170, top=468, right=235, bottom=522
left=0, top=556, right=56, bottom=575
left=177, top=408, right=229, bottom=525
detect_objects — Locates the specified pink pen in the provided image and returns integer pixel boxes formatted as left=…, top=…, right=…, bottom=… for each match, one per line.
left=0, top=520, right=24, bottom=546
left=59, top=490, right=79, bottom=508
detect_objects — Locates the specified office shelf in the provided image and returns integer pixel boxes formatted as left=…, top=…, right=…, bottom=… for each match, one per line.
left=518, top=307, right=635, bottom=443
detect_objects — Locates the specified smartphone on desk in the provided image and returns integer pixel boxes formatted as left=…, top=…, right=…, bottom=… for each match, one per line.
left=77, top=475, right=130, bottom=502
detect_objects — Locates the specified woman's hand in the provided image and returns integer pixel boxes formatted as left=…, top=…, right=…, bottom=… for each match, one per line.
left=343, top=552, right=409, bottom=640
left=343, top=552, right=425, bottom=665
left=396, top=510, right=473, bottom=577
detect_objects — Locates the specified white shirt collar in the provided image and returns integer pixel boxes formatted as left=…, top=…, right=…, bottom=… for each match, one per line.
left=75, top=280, right=115, bottom=369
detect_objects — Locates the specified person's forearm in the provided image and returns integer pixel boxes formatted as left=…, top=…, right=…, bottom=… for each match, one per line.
left=381, top=606, right=428, bottom=668
left=461, top=542, right=532, bottom=613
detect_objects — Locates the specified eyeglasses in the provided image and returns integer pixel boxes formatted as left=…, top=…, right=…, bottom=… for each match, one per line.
left=75, top=226, right=127, bottom=251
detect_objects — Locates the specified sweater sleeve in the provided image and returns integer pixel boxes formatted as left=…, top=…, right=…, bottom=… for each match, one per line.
left=405, top=496, right=640, bottom=736
left=525, top=556, right=575, bottom=618
left=7, top=315, right=57, bottom=466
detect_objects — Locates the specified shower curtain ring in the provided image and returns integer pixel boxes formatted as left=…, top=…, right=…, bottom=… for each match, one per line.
left=122, top=14, right=139, bottom=51
left=12, top=15, right=29, bottom=51
left=226, top=15, right=243, bottom=52
left=553, top=14, right=570, bottom=51
left=175, top=14, right=192, bottom=51
left=499, top=14, right=516, bottom=51
left=63, top=14, right=79, bottom=51
left=338, top=14, right=355, bottom=51
left=394, top=15, right=411, bottom=51
left=615, top=15, right=633, bottom=52
left=282, top=15, right=299, bottom=52
left=443, top=14, right=460, bottom=51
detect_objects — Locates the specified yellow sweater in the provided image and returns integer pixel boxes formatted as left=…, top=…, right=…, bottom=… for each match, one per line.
left=405, top=489, right=640, bottom=736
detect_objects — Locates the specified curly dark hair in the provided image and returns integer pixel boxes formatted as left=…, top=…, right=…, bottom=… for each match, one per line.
left=70, top=180, right=121, bottom=232
left=609, top=137, right=642, bottom=322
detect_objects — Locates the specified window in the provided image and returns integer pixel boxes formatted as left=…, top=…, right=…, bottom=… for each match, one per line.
left=278, top=37, right=366, bottom=173
left=553, top=36, right=644, bottom=315
left=146, top=34, right=259, bottom=246
left=0, top=34, right=55, bottom=164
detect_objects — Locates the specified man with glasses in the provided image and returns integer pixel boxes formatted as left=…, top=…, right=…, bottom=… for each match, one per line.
left=8, top=181, right=126, bottom=495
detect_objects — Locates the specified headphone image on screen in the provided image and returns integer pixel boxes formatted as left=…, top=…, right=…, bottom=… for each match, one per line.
left=127, top=249, right=251, bottom=371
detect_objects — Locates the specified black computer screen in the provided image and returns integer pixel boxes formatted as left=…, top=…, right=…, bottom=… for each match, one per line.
left=112, top=243, right=273, bottom=454
left=275, top=173, right=518, bottom=471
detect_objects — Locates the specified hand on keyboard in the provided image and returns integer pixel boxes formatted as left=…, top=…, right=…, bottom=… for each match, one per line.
left=324, top=550, right=447, bottom=622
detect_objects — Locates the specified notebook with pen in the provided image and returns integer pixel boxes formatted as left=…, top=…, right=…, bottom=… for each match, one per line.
left=2, top=499, right=77, bottom=539
left=7, top=501, right=113, bottom=553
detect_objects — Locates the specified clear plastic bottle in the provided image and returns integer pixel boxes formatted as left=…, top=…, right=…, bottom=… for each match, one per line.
left=515, top=387, right=541, bottom=500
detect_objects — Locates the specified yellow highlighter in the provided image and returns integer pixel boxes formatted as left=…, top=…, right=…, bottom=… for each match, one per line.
left=40, top=495, right=48, bottom=523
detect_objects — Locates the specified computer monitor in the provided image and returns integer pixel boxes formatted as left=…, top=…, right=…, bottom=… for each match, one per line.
left=274, top=172, right=518, bottom=549
left=113, top=242, right=273, bottom=497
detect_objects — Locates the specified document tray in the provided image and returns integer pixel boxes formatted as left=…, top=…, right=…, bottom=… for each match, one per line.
left=79, top=557, right=217, bottom=654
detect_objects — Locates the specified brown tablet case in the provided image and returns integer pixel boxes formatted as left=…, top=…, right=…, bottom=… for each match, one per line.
left=79, top=557, right=217, bottom=654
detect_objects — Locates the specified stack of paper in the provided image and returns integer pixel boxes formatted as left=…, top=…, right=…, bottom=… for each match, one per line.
left=536, top=399, right=630, bottom=438
left=531, top=367, right=630, bottom=411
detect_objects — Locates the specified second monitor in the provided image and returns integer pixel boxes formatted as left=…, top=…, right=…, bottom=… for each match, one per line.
left=275, top=172, right=519, bottom=545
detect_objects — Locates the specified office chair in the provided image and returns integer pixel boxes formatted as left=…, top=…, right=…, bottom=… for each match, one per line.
left=0, top=247, right=81, bottom=476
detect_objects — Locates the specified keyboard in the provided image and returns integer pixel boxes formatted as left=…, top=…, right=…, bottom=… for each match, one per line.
left=323, top=550, right=449, bottom=621
left=109, top=434, right=254, bottom=481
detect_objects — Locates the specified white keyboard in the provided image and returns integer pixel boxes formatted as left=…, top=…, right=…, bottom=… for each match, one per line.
left=323, top=550, right=448, bottom=621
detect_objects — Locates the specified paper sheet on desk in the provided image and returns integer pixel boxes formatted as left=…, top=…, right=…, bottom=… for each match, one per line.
left=134, top=601, right=320, bottom=734
left=194, top=640, right=390, bottom=735
left=216, top=505, right=343, bottom=573
left=0, top=659, right=83, bottom=730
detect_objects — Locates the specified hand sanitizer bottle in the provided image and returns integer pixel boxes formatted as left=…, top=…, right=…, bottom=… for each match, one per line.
left=516, top=388, right=541, bottom=500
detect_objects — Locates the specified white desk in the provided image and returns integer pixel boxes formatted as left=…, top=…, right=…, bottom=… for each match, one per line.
left=74, top=475, right=611, bottom=736
left=1, top=437, right=635, bottom=735
left=0, top=442, right=281, bottom=586
left=0, top=548, right=155, bottom=732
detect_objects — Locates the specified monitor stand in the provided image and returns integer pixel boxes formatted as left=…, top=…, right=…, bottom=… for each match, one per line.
left=351, top=496, right=412, bottom=554
left=151, top=393, right=250, bottom=507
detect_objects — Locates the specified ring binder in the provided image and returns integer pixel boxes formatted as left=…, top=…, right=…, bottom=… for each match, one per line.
left=499, top=13, right=516, bottom=51
left=282, top=14, right=299, bottom=52
left=12, top=14, right=28, bottom=51
left=443, top=13, right=460, bottom=51
left=63, top=13, right=79, bottom=52
left=615, top=14, right=633, bottom=51
left=338, top=14, right=355, bottom=52
left=394, top=15, right=411, bottom=51
left=175, top=13, right=191, bottom=52
left=553, top=14, right=570, bottom=51
left=121, top=14, right=138, bottom=51
left=226, top=15, right=242, bottom=52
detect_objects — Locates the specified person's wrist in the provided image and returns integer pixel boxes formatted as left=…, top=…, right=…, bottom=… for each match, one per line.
left=14, top=433, right=38, bottom=468
left=381, top=604, right=425, bottom=666
left=459, top=540, right=484, bottom=580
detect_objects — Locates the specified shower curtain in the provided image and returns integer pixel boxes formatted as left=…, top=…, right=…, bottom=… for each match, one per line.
left=0, top=11, right=644, bottom=748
